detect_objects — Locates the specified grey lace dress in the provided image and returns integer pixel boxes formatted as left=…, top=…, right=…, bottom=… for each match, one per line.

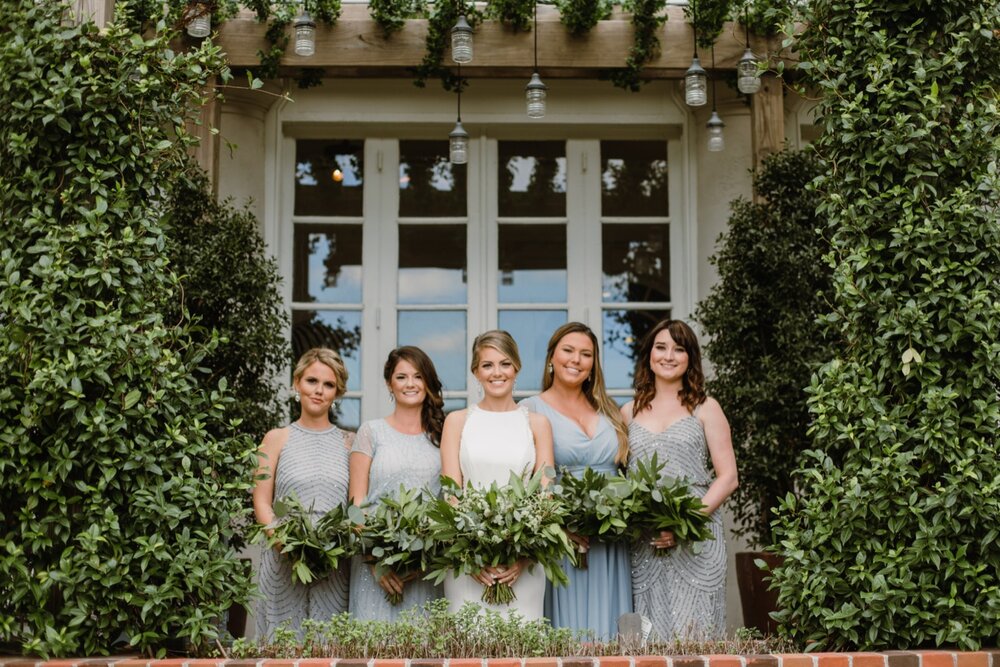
left=348, top=418, right=443, bottom=621
left=628, top=413, right=726, bottom=640
left=255, top=422, right=352, bottom=638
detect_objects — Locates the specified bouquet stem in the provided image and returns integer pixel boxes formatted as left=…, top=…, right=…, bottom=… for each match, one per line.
left=481, top=581, right=517, bottom=605
left=575, top=547, right=589, bottom=570
left=384, top=590, right=403, bottom=605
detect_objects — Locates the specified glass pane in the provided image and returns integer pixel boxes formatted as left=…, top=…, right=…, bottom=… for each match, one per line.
left=498, top=310, right=568, bottom=392
left=291, top=309, right=363, bottom=392
left=444, top=398, right=467, bottom=414
left=498, top=141, right=567, bottom=217
left=293, top=224, right=363, bottom=303
left=334, top=398, right=361, bottom=431
left=397, top=311, right=467, bottom=391
left=398, top=224, right=467, bottom=304
left=602, top=224, right=670, bottom=303
left=498, top=224, right=567, bottom=303
left=295, top=140, right=364, bottom=217
left=602, top=309, right=670, bottom=390
left=399, top=141, right=467, bottom=217
left=601, top=140, right=668, bottom=217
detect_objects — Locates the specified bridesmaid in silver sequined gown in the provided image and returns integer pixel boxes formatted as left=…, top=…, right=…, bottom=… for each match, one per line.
left=252, top=348, right=354, bottom=638
left=620, top=320, right=738, bottom=641
left=348, top=346, right=445, bottom=620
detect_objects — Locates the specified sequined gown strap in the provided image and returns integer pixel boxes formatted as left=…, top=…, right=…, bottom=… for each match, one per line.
left=255, top=423, right=352, bottom=638
left=628, top=415, right=726, bottom=641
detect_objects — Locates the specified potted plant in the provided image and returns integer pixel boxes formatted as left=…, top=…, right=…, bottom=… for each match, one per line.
left=695, top=148, right=834, bottom=634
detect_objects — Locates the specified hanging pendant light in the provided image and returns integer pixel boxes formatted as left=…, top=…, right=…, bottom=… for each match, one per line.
left=525, top=0, right=547, bottom=118
left=294, top=9, right=317, bottom=57
left=451, top=13, right=473, bottom=64
left=684, top=4, right=706, bottom=107
left=707, top=46, right=725, bottom=152
left=737, top=5, right=761, bottom=94
left=449, top=72, right=469, bottom=164
left=186, top=2, right=211, bottom=38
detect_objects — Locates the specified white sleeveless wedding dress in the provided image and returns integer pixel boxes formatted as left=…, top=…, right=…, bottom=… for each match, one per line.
left=443, top=404, right=546, bottom=620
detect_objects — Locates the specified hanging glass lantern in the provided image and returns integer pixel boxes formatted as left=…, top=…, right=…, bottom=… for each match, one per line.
left=525, top=72, right=547, bottom=119
left=449, top=121, right=469, bottom=164
left=684, top=56, right=707, bottom=106
left=294, top=10, right=317, bottom=57
left=186, top=3, right=211, bottom=38
left=738, top=48, right=761, bottom=94
left=707, top=110, right=725, bottom=152
left=451, top=15, right=473, bottom=64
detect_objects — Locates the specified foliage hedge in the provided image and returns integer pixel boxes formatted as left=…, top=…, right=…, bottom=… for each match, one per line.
left=0, top=1, right=256, bottom=656
left=769, top=0, right=1000, bottom=650
left=696, top=149, right=833, bottom=549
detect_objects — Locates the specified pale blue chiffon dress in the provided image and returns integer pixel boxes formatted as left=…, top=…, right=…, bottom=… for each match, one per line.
left=348, top=418, right=443, bottom=621
left=521, top=395, right=633, bottom=639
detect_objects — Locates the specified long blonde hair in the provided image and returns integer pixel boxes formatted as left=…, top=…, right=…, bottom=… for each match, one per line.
left=541, top=322, right=629, bottom=466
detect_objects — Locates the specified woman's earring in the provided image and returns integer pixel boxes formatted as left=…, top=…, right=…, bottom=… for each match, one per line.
left=389, top=392, right=395, bottom=402
left=293, top=390, right=301, bottom=403
left=547, top=363, right=553, bottom=374
left=476, top=383, right=484, bottom=399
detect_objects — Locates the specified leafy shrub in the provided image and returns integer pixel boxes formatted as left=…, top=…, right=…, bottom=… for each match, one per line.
left=695, top=149, right=833, bottom=548
left=769, top=0, right=1000, bottom=650
left=0, top=1, right=255, bottom=656
left=164, top=171, right=290, bottom=442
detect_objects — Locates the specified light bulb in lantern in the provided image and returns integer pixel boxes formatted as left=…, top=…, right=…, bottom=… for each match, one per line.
left=294, top=10, right=317, bottom=57
left=684, top=56, right=707, bottom=106
left=186, top=3, right=211, bottom=38
left=737, top=48, right=761, bottom=94
left=449, top=121, right=469, bottom=164
left=706, top=110, right=725, bottom=152
left=525, top=72, right=547, bottom=119
left=451, top=15, right=473, bottom=64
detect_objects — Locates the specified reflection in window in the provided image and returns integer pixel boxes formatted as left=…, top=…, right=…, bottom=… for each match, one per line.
left=293, top=224, right=363, bottom=303
left=291, top=310, right=363, bottom=392
left=602, top=224, right=670, bottom=303
left=498, top=310, right=567, bottom=392
left=398, top=224, right=467, bottom=304
left=498, top=224, right=567, bottom=303
left=601, top=141, right=668, bottom=217
left=397, top=311, right=467, bottom=391
left=602, top=309, right=670, bottom=389
left=498, top=141, right=567, bottom=217
left=295, top=140, right=364, bottom=217
left=399, top=141, right=467, bottom=217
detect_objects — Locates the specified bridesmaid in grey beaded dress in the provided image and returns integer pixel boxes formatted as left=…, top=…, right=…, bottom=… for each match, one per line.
left=620, top=320, right=738, bottom=641
left=348, top=346, right=445, bottom=620
left=252, top=348, right=354, bottom=639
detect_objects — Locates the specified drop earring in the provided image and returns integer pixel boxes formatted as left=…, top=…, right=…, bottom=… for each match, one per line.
left=293, top=390, right=301, bottom=403
left=547, top=363, right=553, bottom=374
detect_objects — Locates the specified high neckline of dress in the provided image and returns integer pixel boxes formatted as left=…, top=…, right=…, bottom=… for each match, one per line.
left=291, top=421, right=338, bottom=434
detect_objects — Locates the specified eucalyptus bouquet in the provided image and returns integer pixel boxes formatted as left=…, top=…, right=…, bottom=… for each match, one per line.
left=425, top=468, right=575, bottom=605
left=357, top=486, right=439, bottom=605
left=629, top=453, right=713, bottom=555
left=252, top=495, right=362, bottom=585
left=557, top=466, right=641, bottom=569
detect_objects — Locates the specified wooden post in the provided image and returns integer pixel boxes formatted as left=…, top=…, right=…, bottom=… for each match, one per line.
left=72, top=0, right=114, bottom=27
left=750, top=71, right=785, bottom=186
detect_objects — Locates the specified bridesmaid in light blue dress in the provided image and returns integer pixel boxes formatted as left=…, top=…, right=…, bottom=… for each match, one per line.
left=521, top=322, right=632, bottom=640
left=347, top=346, right=445, bottom=621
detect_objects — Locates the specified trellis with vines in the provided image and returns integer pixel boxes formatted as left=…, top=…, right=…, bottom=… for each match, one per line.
left=126, top=0, right=797, bottom=91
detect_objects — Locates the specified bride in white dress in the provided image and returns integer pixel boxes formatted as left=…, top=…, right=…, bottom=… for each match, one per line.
left=439, top=330, right=555, bottom=620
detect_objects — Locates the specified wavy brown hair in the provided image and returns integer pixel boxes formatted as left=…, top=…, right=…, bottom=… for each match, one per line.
left=631, top=319, right=706, bottom=416
left=384, top=346, right=445, bottom=447
left=541, top=322, right=630, bottom=465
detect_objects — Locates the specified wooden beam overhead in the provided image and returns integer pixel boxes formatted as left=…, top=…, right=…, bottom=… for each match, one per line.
left=213, top=5, right=778, bottom=76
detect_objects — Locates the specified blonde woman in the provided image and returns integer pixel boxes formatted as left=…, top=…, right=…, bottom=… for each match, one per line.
left=252, top=348, right=353, bottom=638
left=520, top=322, right=632, bottom=639
left=439, top=330, right=555, bottom=619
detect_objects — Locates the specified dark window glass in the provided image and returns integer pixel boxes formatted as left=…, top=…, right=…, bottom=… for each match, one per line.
left=292, top=224, right=363, bottom=303
left=398, top=224, right=467, bottom=304
left=498, top=141, right=567, bottom=217
left=602, top=224, right=670, bottom=303
left=601, top=140, right=668, bottom=217
left=498, top=224, right=567, bottom=303
left=295, top=140, right=364, bottom=216
left=399, top=141, right=467, bottom=217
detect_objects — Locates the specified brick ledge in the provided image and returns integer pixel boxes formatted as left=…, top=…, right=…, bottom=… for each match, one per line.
left=2, top=651, right=999, bottom=667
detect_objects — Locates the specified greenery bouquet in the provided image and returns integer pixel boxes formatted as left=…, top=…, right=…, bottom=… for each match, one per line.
left=252, top=495, right=362, bottom=585
left=557, top=467, right=640, bottom=569
left=426, top=468, right=575, bottom=605
left=629, top=453, right=713, bottom=555
left=357, top=486, right=439, bottom=604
